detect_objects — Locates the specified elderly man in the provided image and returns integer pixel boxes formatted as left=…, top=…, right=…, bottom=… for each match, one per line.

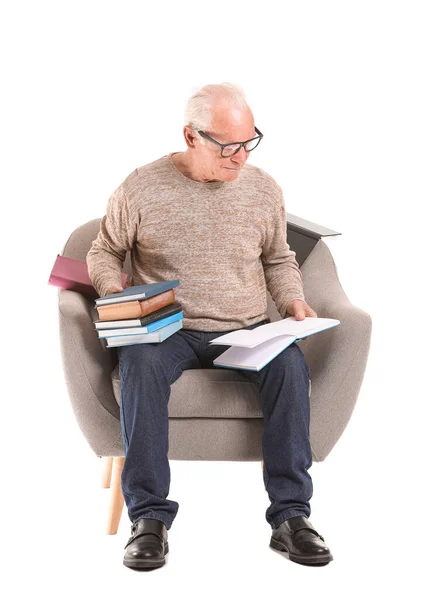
left=87, top=82, right=333, bottom=570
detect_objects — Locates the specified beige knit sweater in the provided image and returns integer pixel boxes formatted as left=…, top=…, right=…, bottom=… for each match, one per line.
left=86, top=152, right=306, bottom=332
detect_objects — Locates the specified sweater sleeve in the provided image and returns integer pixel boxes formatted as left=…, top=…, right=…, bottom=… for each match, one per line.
left=261, top=187, right=306, bottom=318
left=86, top=183, right=137, bottom=298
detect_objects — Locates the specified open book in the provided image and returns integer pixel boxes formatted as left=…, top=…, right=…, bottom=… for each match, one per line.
left=209, top=317, right=340, bottom=372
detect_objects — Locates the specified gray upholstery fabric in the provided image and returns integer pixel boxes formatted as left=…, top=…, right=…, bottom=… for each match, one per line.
left=58, top=220, right=371, bottom=462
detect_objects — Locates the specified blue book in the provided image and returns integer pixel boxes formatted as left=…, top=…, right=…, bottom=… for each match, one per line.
left=106, top=319, right=183, bottom=347
left=97, top=311, right=183, bottom=338
left=95, top=280, right=180, bottom=306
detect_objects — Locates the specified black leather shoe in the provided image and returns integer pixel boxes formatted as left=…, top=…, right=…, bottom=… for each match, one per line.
left=123, top=517, right=169, bottom=569
left=270, top=515, right=333, bottom=566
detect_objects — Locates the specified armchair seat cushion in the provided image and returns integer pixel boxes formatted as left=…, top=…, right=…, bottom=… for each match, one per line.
left=111, top=364, right=311, bottom=419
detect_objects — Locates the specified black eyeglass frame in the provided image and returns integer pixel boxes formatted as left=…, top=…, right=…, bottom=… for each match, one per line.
left=196, top=126, right=264, bottom=157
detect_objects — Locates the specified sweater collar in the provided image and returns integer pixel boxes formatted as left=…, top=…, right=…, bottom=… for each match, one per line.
left=167, top=152, right=230, bottom=189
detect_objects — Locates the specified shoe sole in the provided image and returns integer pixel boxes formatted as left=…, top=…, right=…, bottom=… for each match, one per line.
left=123, top=542, right=169, bottom=569
left=270, top=537, right=333, bottom=565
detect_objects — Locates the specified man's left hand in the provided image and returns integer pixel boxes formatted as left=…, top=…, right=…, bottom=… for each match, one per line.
left=286, top=299, right=318, bottom=321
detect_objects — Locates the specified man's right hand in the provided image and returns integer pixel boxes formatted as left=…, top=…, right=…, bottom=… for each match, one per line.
left=106, top=285, right=124, bottom=295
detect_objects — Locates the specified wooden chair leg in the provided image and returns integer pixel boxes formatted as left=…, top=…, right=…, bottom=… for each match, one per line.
left=100, top=457, right=113, bottom=488
left=105, top=456, right=125, bottom=535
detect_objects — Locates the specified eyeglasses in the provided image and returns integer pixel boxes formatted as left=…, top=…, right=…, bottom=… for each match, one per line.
left=196, top=126, right=264, bottom=158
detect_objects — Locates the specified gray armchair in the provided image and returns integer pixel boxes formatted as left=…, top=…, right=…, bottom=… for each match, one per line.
left=57, top=214, right=372, bottom=534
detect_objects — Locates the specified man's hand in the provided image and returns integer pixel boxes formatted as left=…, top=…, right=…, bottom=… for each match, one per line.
left=106, top=284, right=124, bottom=295
left=286, top=299, right=318, bottom=321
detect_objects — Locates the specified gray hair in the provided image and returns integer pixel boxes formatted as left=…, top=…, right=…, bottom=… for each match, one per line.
left=184, top=82, right=248, bottom=145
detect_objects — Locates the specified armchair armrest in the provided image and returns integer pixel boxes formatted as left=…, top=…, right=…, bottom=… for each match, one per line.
left=299, top=239, right=372, bottom=461
left=58, top=288, right=123, bottom=456
left=287, top=213, right=342, bottom=241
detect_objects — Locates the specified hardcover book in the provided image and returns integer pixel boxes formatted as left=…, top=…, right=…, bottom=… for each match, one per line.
left=97, top=311, right=183, bottom=338
left=105, top=319, right=183, bottom=347
left=48, top=254, right=129, bottom=297
left=95, top=280, right=180, bottom=306
left=94, top=301, right=183, bottom=330
left=96, top=289, right=177, bottom=321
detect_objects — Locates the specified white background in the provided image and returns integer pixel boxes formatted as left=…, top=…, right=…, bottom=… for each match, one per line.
left=2, top=1, right=429, bottom=597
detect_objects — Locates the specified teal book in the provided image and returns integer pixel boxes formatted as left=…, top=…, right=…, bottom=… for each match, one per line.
left=105, top=319, right=183, bottom=347
left=98, top=311, right=183, bottom=338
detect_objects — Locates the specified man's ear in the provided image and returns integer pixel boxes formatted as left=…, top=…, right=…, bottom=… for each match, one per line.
left=184, top=126, right=197, bottom=149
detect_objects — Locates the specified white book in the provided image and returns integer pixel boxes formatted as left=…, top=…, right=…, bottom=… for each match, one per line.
left=209, top=317, right=340, bottom=372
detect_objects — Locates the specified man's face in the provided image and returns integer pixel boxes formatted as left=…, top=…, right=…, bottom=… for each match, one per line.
left=193, top=104, right=256, bottom=182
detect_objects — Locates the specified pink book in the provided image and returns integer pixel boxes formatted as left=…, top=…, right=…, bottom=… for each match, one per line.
left=48, top=254, right=130, bottom=298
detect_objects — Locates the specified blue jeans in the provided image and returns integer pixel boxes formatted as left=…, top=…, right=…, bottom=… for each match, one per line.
left=118, top=319, right=313, bottom=531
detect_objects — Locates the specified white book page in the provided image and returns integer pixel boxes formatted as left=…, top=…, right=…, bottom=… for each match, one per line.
left=209, top=317, right=340, bottom=348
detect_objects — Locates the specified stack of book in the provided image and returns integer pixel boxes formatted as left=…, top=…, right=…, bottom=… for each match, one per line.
left=93, top=280, right=183, bottom=347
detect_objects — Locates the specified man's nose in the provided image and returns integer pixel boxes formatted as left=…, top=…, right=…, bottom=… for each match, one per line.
left=231, top=146, right=247, bottom=165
